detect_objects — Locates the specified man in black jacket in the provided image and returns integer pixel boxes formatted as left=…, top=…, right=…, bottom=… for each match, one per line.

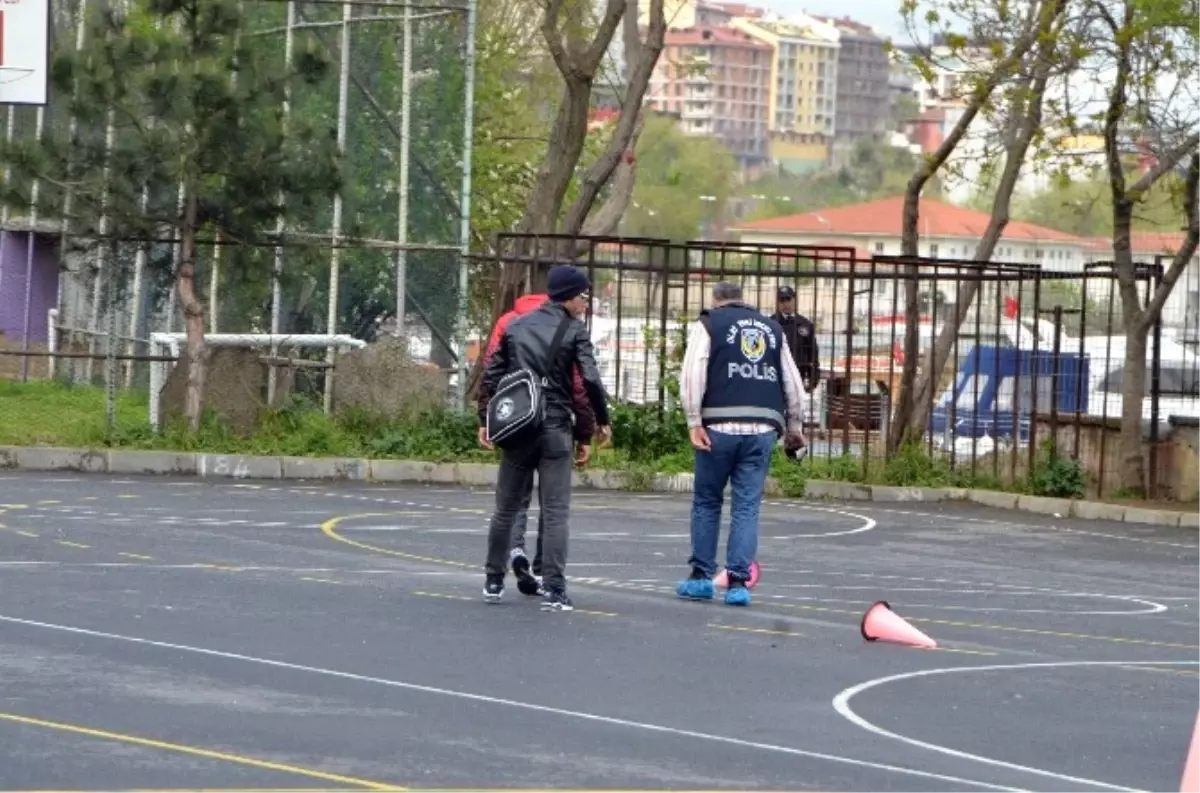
left=478, top=265, right=611, bottom=612
left=771, top=286, right=820, bottom=392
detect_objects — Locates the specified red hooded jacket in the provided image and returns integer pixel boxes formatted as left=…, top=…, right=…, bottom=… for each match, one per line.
left=479, top=293, right=597, bottom=441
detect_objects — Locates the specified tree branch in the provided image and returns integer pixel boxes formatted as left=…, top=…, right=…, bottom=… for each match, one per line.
left=579, top=111, right=646, bottom=237
left=560, top=0, right=664, bottom=234
left=540, top=0, right=575, bottom=79
left=901, top=0, right=1049, bottom=254
left=583, top=0, right=628, bottom=74
left=1128, top=132, right=1200, bottom=196
left=904, top=0, right=1065, bottom=438
left=1140, top=152, right=1200, bottom=329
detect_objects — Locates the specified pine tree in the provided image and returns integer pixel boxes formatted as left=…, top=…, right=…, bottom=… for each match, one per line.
left=1, top=0, right=341, bottom=431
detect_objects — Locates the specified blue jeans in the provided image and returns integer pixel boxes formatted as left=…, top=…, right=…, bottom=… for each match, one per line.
left=688, top=429, right=776, bottom=581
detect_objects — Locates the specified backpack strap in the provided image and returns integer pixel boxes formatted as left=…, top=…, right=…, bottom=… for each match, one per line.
left=542, top=314, right=572, bottom=385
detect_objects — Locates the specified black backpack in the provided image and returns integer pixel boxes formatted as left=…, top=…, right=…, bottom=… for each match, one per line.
left=485, top=314, right=572, bottom=449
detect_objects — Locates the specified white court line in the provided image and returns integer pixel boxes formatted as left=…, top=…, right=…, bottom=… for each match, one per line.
left=0, top=612, right=1018, bottom=792
left=758, top=569, right=1194, bottom=600
left=832, top=659, right=1200, bottom=793
left=814, top=504, right=1198, bottom=550
left=0, top=562, right=464, bottom=575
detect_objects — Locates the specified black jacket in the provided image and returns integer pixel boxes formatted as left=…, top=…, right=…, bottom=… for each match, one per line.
left=770, top=311, right=821, bottom=387
left=479, top=301, right=611, bottom=430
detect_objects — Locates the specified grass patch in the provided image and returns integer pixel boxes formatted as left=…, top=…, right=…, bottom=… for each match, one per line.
left=0, top=381, right=1146, bottom=502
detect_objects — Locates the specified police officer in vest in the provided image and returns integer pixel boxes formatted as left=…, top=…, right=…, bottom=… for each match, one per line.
left=676, top=282, right=808, bottom=607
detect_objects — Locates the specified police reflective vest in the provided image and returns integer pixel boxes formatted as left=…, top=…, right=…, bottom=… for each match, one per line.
left=699, top=303, right=787, bottom=434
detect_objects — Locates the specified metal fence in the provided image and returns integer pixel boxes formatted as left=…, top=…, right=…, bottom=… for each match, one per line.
left=486, top=233, right=1200, bottom=500
left=3, top=221, right=1198, bottom=500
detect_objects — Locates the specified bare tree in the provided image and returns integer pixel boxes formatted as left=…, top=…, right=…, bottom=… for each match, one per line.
left=891, top=0, right=1072, bottom=447
left=1093, top=0, right=1199, bottom=494
left=491, top=0, right=666, bottom=316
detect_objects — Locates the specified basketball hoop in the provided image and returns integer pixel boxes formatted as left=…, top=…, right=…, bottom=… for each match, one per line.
left=0, top=67, right=35, bottom=85
left=0, top=0, right=50, bottom=106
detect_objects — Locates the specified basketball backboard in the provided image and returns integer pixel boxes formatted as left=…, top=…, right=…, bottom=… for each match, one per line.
left=0, top=0, right=49, bottom=106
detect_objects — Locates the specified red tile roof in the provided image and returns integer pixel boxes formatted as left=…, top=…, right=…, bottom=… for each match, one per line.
left=1082, top=231, right=1193, bottom=256
left=665, top=25, right=769, bottom=47
left=732, top=197, right=1082, bottom=243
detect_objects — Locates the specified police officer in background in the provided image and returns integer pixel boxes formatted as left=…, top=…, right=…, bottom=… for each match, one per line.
left=676, top=282, right=808, bottom=607
left=771, top=285, right=820, bottom=392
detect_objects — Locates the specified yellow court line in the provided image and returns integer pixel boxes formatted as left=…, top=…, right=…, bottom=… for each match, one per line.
left=56, top=541, right=91, bottom=549
left=192, top=564, right=243, bottom=572
left=36, top=499, right=62, bottom=505
left=300, top=577, right=344, bottom=585
left=0, top=711, right=404, bottom=790
left=708, top=622, right=801, bottom=638
left=322, top=514, right=474, bottom=569
left=322, top=512, right=1181, bottom=650
left=1117, top=664, right=1200, bottom=678
left=414, top=590, right=472, bottom=602
left=912, top=646, right=999, bottom=657
left=16, top=530, right=38, bottom=538
left=119, top=553, right=155, bottom=561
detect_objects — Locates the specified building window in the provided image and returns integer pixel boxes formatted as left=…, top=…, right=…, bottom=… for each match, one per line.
left=874, top=242, right=884, bottom=254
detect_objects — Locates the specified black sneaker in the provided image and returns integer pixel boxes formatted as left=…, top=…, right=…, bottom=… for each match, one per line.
left=483, top=574, right=504, bottom=604
left=541, top=588, right=574, bottom=612
left=511, top=549, right=544, bottom=597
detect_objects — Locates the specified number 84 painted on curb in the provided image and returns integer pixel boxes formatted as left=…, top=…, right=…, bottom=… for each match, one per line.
left=199, top=455, right=250, bottom=479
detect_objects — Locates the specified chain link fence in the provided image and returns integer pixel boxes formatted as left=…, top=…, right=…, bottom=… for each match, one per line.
left=0, top=0, right=473, bottom=442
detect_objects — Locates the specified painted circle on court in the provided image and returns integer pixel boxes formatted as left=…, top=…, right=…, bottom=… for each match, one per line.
left=832, top=660, right=1199, bottom=792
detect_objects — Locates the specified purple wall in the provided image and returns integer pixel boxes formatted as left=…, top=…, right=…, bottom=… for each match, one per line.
left=0, top=232, right=58, bottom=345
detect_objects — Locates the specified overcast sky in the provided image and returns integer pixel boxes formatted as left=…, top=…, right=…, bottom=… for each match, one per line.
left=766, top=0, right=912, bottom=40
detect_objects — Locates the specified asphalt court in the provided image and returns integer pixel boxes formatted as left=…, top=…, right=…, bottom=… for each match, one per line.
left=0, top=471, right=1196, bottom=791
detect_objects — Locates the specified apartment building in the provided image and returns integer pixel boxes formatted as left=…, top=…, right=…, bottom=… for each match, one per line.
left=648, top=26, right=771, bottom=164
left=731, top=17, right=839, bottom=138
left=817, top=16, right=890, bottom=142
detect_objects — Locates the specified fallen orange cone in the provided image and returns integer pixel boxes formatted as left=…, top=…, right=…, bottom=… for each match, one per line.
left=1182, top=712, right=1199, bottom=792
left=860, top=600, right=937, bottom=649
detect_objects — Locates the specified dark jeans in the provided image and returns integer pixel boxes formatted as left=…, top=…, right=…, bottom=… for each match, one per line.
left=511, top=473, right=544, bottom=573
left=485, top=424, right=574, bottom=592
left=688, top=429, right=775, bottom=581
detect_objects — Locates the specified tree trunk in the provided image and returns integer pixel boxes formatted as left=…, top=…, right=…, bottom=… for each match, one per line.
left=1117, top=318, right=1149, bottom=493
left=177, top=188, right=207, bottom=433
left=493, top=78, right=593, bottom=318
left=560, top=0, right=665, bottom=235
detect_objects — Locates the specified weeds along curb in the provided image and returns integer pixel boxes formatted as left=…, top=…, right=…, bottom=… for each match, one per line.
left=803, top=480, right=1199, bottom=529
left=0, top=445, right=776, bottom=497
left=0, top=445, right=1193, bottom=529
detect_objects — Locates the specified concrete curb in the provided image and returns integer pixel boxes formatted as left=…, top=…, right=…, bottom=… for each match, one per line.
left=0, top=445, right=756, bottom=496
left=801, top=480, right=1197, bottom=528
left=0, top=446, right=1193, bottom=527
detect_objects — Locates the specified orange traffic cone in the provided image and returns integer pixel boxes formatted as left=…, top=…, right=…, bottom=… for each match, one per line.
left=1182, top=712, right=1199, bottom=792
left=860, top=600, right=937, bottom=649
